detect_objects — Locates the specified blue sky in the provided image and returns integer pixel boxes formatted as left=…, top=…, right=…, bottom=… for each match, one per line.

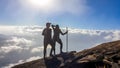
left=0, top=0, right=120, bottom=30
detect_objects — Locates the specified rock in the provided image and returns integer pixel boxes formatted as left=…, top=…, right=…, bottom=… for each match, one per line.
left=12, top=51, right=76, bottom=68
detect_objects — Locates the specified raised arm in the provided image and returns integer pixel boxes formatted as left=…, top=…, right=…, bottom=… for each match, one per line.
left=52, top=25, right=56, bottom=30
left=60, top=30, right=68, bottom=35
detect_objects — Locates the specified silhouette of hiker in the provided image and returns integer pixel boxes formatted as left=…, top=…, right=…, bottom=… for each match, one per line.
left=42, top=22, right=55, bottom=59
left=52, top=24, right=68, bottom=53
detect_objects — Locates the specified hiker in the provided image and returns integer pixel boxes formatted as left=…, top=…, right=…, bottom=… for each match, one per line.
left=42, top=22, right=55, bottom=59
left=52, top=24, right=68, bottom=53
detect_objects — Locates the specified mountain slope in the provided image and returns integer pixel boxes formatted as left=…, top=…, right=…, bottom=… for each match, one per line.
left=12, top=40, right=120, bottom=68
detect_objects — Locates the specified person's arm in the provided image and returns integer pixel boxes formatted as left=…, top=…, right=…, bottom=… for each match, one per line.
left=60, top=29, right=68, bottom=35
left=42, top=29, right=45, bottom=36
left=52, top=25, right=55, bottom=30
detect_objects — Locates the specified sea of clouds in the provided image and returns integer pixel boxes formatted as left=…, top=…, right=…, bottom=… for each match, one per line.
left=0, top=25, right=120, bottom=68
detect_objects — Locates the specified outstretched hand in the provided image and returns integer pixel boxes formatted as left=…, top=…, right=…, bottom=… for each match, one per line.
left=64, top=30, right=68, bottom=34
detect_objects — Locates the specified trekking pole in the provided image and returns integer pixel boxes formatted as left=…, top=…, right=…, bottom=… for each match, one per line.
left=66, top=27, right=68, bottom=52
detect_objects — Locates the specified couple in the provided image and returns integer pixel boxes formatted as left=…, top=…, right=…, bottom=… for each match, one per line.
left=42, top=22, right=68, bottom=59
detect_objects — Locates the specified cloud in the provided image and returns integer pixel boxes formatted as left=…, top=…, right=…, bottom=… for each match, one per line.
left=0, top=34, right=10, bottom=47
left=0, top=26, right=120, bottom=68
left=0, top=36, right=33, bottom=53
left=67, top=29, right=120, bottom=51
left=2, top=56, right=41, bottom=68
left=0, top=46, right=22, bottom=53
left=0, top=26, right=17, bottom=35
left=0, top=26, right=44, bottom=68
left=1, top=60, right=24, bottom=68
left=26, top=56, right=41, bottom=62
left=31, top=46, right=51, bottom=53
left=0, top=56, right=4, bottom=59
left=31, top=46, right=44, bottom=53
left=104, top=30, right=120, bottom=41
left=6, top=37, right=32, bottom=47
left=69, top=28, right=102, bottom=35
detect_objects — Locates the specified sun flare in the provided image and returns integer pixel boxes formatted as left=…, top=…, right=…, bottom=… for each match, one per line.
left=29, top=0, right=53, bottom=8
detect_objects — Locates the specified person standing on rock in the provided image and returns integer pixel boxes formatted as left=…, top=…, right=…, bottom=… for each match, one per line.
left=52, top=24, right=68, bottom=54
left=42, top=22, right=55, bottom=59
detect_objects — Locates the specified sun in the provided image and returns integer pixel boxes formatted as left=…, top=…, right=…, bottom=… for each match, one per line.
left=29, top=0, right=53, bottom=8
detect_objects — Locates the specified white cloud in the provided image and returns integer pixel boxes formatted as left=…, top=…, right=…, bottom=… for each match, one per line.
left=104, top=30, right=120, bottom=41
left=69, top=28, right=102, bottom=36
left=0, top=56, right=4, bottom=59
left=2, top=60, right=24, bottom=68
left=0, top=46, right=22, bottom=53
left=6, top=37, right=32, bottom=47
left=0, top=26, right=120, bottom=68
left=0, top=25, right=43, bottom=35
left=2, top=56, right=41, bottom=68
left=26, top=56, right=41, bottom=62
left=0, top=36, right=33, bottom=53
left=112, top=30, right=120, bottom=40
left=104, top=35, right=113, bottom=40
left=0, top=26, right=17, bottom=35
left=31, top=46, right=43, bottom=53
left=31, top=46, right=51, bottom=53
